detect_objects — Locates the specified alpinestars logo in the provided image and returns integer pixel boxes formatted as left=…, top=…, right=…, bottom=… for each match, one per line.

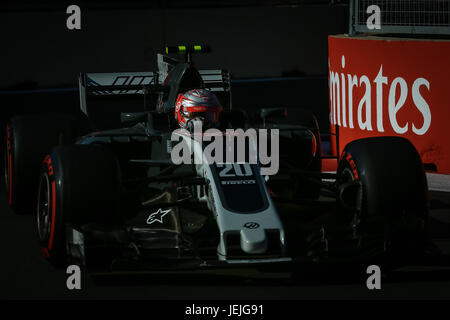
left=146, top=208, right=171, bottom=224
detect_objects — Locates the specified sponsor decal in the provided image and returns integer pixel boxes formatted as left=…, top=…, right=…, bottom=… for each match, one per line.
left=146, top=208, right=171, bottom=224
left=329, top=55, right=431, bottom=135
left=221, top=180, right=256, bottom=185
left=328, top=36, right=450, bottom=173
left=243, top=222, right=260, bottom=229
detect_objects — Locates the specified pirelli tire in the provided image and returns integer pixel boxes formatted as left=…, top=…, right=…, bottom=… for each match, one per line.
left=337, top=136, right=429, bottom=259
left=37, top=144, right=121, bottom=266
left=4, top=113, right=92, bottom=214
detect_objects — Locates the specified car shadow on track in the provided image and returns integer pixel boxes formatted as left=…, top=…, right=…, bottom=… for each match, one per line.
left=88, top=259, right=450, bottom=288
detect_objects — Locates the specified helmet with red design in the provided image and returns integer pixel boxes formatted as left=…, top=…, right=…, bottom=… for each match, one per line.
left=175, top=89, right=222, bottom=129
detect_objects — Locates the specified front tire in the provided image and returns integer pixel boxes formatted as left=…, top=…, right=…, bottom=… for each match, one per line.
left=337, top=137, right=429, bottom=260
left=38, top=144, right=120, bottom=266
left=5, top=113, right=91, bottom=214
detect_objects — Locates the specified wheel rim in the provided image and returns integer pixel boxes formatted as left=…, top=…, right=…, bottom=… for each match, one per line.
left=340, top=167, right=362, bottom=232
left=37, top=172, right=51, bottom=241
left=341, top=167, right=355, bottom=183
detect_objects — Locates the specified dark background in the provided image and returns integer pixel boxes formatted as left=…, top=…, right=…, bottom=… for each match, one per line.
left=0, top=0, right=348, bottom=132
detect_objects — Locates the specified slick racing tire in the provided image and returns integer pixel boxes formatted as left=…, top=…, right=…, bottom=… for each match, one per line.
left=337, top=136, right=429, bottom=259
left=37, top=144, right=120, bottom=266
left=5, top=113, right=92, bottom=214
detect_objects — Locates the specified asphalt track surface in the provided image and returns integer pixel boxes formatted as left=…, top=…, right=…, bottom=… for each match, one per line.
left=1, top=176, right=450, bottom=300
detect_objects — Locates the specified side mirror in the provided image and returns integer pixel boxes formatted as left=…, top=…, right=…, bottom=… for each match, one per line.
left=259, top=107, right=288, bottom=121
left=120, top=112, right=148, bottom=126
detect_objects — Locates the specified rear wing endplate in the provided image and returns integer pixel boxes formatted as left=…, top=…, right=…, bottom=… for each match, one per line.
left=79, top=53, right=232, bottom=116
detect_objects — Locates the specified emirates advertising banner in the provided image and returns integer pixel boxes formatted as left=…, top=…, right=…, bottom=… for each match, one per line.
left=328, top=35, right=450, bottom=174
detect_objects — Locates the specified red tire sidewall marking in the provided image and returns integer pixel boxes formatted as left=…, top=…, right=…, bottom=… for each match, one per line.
left=48, top=180, right=56, bottom=251
left=43, top=155, right=57, bottom=252
left=41, top=247, right=50, bottom=258
left=8, top=153, right=12, bottom=205
left=309, top=129, right=317, bottom=157
left=341, top=151, right=359, bottom=181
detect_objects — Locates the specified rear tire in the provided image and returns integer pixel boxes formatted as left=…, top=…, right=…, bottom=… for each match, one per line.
left=5, top=113, right=91, bottom=214
left=38, top=144, right=120, bottom=266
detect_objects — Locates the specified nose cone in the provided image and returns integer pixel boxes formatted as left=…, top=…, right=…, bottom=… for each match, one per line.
left=240, top=228, right=267, bottom=254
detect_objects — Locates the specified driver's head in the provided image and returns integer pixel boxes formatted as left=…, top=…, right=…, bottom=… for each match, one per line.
left=175, top=89, right=222, bottom=130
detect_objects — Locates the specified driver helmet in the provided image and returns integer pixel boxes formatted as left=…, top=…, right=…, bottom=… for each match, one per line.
left=175, top=89, right=222, bottom=129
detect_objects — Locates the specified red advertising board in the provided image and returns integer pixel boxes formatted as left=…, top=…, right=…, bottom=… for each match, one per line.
left=328, top=35, right=450, bottom=173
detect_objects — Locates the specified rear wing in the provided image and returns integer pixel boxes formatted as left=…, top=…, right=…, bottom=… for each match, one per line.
left=80, top=53, right=232, bottom=117
left=78, top=72, right=156, bottom=116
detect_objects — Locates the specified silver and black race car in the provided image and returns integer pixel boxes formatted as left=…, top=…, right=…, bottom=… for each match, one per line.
left=4, top=45, right=436, bottom=275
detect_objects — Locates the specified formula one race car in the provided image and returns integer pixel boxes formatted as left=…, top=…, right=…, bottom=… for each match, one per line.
left=4, top=45, right=434, bottom=274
